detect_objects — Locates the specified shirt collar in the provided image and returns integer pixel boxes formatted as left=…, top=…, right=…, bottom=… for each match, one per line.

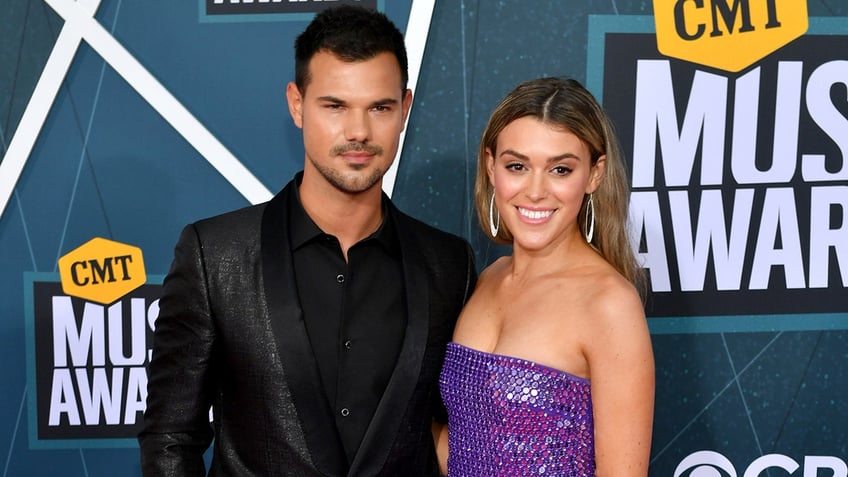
left=287, top=172, right=400, bottom=257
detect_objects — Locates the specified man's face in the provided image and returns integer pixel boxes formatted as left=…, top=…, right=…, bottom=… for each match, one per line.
left=287, top=50, right=412, bottom=194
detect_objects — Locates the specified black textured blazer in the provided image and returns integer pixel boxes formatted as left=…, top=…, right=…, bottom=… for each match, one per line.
left=139, top=178, right=476, bottom=476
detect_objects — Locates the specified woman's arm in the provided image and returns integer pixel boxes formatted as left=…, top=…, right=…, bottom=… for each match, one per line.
left=432, top=421, right=449, bottom=476
left=587, top=284, right=655, bottom=476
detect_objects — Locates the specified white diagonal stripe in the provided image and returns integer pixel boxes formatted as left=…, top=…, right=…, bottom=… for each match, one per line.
left=43, top=0, right=273, bottom=205
left=0, top=0, right=101, bottom=219
left=382, top=0, right=435, bottom=197
left=1, top=1, right=430, bottom=218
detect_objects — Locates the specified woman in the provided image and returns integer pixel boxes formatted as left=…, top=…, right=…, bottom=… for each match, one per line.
left=437, top=78, right=654, bottom=476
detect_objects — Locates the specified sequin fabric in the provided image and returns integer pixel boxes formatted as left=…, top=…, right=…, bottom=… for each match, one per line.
left=440, top=342, right=595, bottom=476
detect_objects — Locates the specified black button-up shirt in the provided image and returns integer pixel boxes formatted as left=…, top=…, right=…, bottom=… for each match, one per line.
left=289, top=184, right=406, bottom=465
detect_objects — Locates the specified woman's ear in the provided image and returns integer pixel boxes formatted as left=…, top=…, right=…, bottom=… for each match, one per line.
left=587, top=155, right=606, bottom=194
left=486, top=148, right=496, bottom=186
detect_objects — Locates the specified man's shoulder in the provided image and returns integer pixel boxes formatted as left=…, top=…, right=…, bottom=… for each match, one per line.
left=173, top=203, right=270, bottom=262
left=190, top=178, right=294, bottom=234
left=191, top=202, right=268, bottom=235
left=391, top=207, right=468, bottom=248
left=389, top=207, right=473, bottom=273
left=390, top=207, right=477, bottom=295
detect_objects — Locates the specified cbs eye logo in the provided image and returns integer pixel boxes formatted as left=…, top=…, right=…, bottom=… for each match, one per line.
left=675, top=451, right=737, bottom=477
left=673, top=450, right=848, bottom=477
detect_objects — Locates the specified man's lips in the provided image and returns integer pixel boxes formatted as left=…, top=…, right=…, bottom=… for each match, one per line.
left=331, top=142, right=383, bottom=157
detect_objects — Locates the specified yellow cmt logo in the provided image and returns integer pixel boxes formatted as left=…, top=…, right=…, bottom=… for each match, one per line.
left=58, top=237, right=147, bottom=305
left=654, top=0, right=808, bottom=72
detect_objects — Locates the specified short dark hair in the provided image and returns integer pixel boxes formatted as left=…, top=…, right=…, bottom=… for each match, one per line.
left=294, top=5, right=408, bottom=93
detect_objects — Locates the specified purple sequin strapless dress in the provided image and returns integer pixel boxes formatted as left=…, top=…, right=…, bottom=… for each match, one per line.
left=440, top=342, right=595, bottom=476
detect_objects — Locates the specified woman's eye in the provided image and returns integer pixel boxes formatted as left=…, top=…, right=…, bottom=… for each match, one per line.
left=506, top=163, right=525, bottom=172
left=552, top=165, right=571, bottom=175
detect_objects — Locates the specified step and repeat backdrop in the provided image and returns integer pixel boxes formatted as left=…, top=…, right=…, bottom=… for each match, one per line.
left=1, top=0, right=846, bottom=475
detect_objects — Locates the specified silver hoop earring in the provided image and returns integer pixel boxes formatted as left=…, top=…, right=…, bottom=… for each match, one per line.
left=585, top=194, right=595, bottom=243
left=489, top=191, right=500, bottom=237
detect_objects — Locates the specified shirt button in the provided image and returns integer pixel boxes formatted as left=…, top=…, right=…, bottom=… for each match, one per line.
left=343, top=340, right=352, bottom=350
left=336, top=274, right=345, bottom=283
left=340, top=408, right=350, bottom=417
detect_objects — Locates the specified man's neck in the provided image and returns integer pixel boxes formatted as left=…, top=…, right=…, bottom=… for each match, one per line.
left=298, top=177, right=385, bottom=257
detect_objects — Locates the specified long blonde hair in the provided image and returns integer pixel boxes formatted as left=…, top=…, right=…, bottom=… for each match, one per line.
left=475, top=77, right=644, bottom=292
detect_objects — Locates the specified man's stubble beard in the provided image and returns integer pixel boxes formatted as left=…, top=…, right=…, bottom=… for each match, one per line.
left=308, top=156, right=388, bottom=194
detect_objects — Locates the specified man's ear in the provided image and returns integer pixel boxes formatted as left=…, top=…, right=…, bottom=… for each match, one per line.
left=285, top=82, right=304, bottom=129
left=400, top=88, right=413, bottom=131
left=587, top=154, right=606, bottom=194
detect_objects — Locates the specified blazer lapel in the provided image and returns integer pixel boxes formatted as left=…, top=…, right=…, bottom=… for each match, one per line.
left=348, top=206, right=430, bottom=476
left=261, top=181, right=347, bottom=477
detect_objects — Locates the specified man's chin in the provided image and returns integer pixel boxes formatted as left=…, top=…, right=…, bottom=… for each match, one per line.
left=332, top=172, right=384, bottom=194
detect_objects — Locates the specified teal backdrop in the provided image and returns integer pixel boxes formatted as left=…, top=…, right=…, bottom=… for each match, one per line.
left=1, top=1, right=847, bottom=475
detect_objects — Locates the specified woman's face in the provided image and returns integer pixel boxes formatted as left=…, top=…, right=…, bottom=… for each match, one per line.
left=487, top=116, right=604, bottom=252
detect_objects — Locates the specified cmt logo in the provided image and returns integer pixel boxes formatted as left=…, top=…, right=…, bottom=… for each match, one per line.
left=674, top=450, right=848, bottom=477
left=26, top=279, right=162, bottom=445
left=653, top=0, right=808, bottom=72
left=58, top=237, right=146, bottom=305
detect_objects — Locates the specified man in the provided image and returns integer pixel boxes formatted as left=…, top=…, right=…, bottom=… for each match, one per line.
left=139, top=5, right=476, bottom=476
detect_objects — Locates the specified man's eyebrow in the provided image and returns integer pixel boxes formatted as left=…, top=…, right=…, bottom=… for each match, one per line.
left=315, top=96, right=400, bottom=107
left=372, top=98, right=400, bottom=106
left=316, top=95, right=346, bottom=104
